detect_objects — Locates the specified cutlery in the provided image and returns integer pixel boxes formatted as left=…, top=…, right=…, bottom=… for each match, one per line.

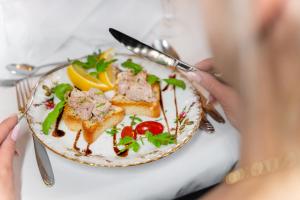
left=16, top=79, right=55, bottom=186
left=109, top=28, right=195, bottom=72
left=109, top=28, right=224, bottom=83
left=6, top=55, right=89, bottom=76
left=150, top=39, right=225, bottom=132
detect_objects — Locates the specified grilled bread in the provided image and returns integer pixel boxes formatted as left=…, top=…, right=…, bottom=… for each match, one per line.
left=111, top=83, right=161, bottom=118
left=62, top=104, right=125, bottom=144
left=82, top=106, right=124, bottom=144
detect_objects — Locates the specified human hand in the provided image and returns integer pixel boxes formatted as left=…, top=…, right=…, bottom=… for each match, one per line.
left=185, top=59, right=241, bottom=130
left=0, top=115, right=19, bottom=200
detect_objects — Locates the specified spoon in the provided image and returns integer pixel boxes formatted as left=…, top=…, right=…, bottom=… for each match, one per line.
left=6, top=54, right=91, bottom=76
left=6, top=61, right=70, bottom=76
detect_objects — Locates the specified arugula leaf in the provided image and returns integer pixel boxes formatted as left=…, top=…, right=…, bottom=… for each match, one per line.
left=53, top=83, right=73, bottom=101
left=130, top=141, right=140, bottom=152
left=129, top=115, right=142, bottom=126
left=72, top=60, right=89, bottom=69
left=89, top=71, right=98, bottom=78
left=87, top=54, right=97, bottom=65
left=118, top=136, right=134, bottom=145
left=147, top=74, right=160, bottom=85
left=42, top=101, right=66, bottom=134
left=96, top=58, right=117, bottom=72
left=145, top=131, right=176, bottom=147
left=106, top=126, right=119, bottom=136
left=163, top=78, right=186, bottom=89
left=72, top=50, right=117, bottom=71
left=118, top=136, right=140, bottom=152
left=121, top=59, right=143, bottom=75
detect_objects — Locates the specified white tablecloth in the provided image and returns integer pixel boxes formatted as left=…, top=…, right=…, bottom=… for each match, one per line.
left=0, top=1, right=239, bottom=199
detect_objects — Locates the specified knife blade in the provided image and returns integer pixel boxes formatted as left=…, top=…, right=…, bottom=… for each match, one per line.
left=109, top=28, right=196, bottom=72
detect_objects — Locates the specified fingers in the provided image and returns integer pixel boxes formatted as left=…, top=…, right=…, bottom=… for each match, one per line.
left=185, top=70, right=235, bottom=106
left=0, top=115, right=18, bottom=144
left=0, top=125, right=19, bottom=170
left=194, top=58, right=214, bottom=71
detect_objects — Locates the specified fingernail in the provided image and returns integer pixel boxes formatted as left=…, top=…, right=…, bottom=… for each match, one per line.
left=9, top=113, right=18, bottom=118
left=186, top=71, right=202, bottom=83
left=11, top=124, right=20, bottom=141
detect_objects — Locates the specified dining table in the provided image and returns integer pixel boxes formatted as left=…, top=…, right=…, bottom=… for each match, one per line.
left=0, top=0, right=240, bottom=199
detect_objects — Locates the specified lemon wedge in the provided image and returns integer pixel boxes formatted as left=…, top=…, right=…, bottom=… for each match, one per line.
left=67, top=65, right=111, bottom=91
left=97, top=48, right=117, bottom=88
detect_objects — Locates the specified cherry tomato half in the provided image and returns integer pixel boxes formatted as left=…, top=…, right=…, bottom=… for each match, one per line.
left=135, top=121, right=164, bottom=135
left=121, top=126, right=136, bottom=139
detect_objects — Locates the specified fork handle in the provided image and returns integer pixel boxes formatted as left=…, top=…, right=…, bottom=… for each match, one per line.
left=32, top=136, right=55, bottom=186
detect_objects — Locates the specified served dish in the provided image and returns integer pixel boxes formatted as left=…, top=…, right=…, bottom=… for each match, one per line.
left=26, top=49, right=202, bottom=167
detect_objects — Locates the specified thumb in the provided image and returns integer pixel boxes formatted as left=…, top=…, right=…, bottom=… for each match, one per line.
left=0, top=124, right=19, bottom=169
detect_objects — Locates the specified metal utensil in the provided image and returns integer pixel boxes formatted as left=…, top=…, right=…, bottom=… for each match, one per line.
left=16, top=79, right=55, bottom=186
left=6, top=54, right=91, bottom=76
left=17, top=63, right=69, bottom=123
left=7, top=61, right=69, bottom=76
left=109, top=28, right=225, bottom=83
left=109, top=28, right=196, bottom=72
left=2, top=55, right=89, bottom=87
left=151, top=39, right=225, bottom=132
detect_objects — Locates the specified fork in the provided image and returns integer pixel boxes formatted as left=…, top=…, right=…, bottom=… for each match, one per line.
left=16, top=79, right=55, bottom=186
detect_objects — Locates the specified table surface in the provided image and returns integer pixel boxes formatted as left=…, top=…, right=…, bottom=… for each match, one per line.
left=0, top=1, right=239, bottom=199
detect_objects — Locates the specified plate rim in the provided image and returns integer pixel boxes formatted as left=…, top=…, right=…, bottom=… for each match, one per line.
left=26, top=57, right=202, bottom=168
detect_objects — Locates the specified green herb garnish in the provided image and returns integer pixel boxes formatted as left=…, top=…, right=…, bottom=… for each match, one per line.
left=145, top=131, right=176, bottom=147
left=96, top=103, right=105, bottom=108
left=96, top=59, right=118, bottom=72
left=53, top=83, right=73, bottom=101
left=89, top=71, right=98, bottom=78
left=106, top=126, right=119, bottom=136
left=147, top=74, right=160, bottom=85
left=72, top=50, right=117, bottom=77
left=118, top=136, right=140, bottom=152
left=42, top=101, right=66, bottom=134
left=121, top=59, right=143, bottom=75
left=163, top=78, right=186, bottom=89
left=129, top=115, right=142, bottom=126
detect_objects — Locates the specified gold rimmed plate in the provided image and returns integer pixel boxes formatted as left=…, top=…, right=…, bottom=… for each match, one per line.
left=26, top=51, right=202, bottom=167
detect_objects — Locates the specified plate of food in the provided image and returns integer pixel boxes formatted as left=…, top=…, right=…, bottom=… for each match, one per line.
left=26, top=48, right=202, bottom=167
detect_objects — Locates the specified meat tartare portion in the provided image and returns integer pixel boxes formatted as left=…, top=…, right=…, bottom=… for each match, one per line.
left=68, top=88, right=111, bottom=121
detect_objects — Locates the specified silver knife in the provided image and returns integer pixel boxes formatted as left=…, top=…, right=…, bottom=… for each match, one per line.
left=109, top=28, right=196, bottom=72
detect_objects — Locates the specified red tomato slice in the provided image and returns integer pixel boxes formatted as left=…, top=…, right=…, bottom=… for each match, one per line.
left=135, top=121, right=164, bottom=135
left=121, top=126, right=136, bottom=139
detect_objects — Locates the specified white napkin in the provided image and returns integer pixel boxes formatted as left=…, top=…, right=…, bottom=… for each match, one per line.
left=0, top=0, right=162, bottom=78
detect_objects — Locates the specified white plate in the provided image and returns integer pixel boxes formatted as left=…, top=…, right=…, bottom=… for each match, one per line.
left=26, top=52, right=202, bottom=167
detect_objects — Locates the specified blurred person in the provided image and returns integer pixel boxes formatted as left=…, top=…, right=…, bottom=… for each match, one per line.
left=185, top=0, right=300, bottom=199
left=2, top=0, right=300, bottom=200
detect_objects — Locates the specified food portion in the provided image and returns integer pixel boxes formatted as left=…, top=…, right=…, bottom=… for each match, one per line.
left=39, top=49, right=193, bottom=158
left=111, top=59, right=161, bottom=118
left=63, top=88, right=125, bottom=145
left=67, top=49, right=118, bottom=91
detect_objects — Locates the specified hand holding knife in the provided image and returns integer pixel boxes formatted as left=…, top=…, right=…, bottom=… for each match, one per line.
left=109, top=28, right=225, bottom=132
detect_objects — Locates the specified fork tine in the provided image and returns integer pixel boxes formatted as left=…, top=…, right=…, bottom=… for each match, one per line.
left=23, top=79, right=32, bottom=100
left=15, top=82, right=22, bottom=110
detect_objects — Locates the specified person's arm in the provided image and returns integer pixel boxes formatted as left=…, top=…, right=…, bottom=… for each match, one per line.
left=185, top=59, right=241, bottom=130
left=0, top=115, right=19, bottom=200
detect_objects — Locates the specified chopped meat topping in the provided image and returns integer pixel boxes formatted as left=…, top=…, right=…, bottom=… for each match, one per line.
left=68, top=88, right=111, bottom=121
left=117, top=71, right=156, bottom=102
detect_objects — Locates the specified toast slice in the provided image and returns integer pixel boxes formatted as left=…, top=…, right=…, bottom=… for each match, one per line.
left=62, top=105, right=125, bottom=145
left=62, top=104, right=83, bottom=132
left=82, top=106, right=125, bottom=144
left=111, top=83, right=161, bottom=118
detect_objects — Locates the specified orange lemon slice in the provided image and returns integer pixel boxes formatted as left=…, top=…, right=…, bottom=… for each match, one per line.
left=67, top=64, right=111, bottom=91
left=97, top=48, right=117, bottom=88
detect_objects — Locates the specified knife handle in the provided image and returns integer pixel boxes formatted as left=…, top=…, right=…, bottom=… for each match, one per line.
left=176, top=60, right=196, bottom=72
